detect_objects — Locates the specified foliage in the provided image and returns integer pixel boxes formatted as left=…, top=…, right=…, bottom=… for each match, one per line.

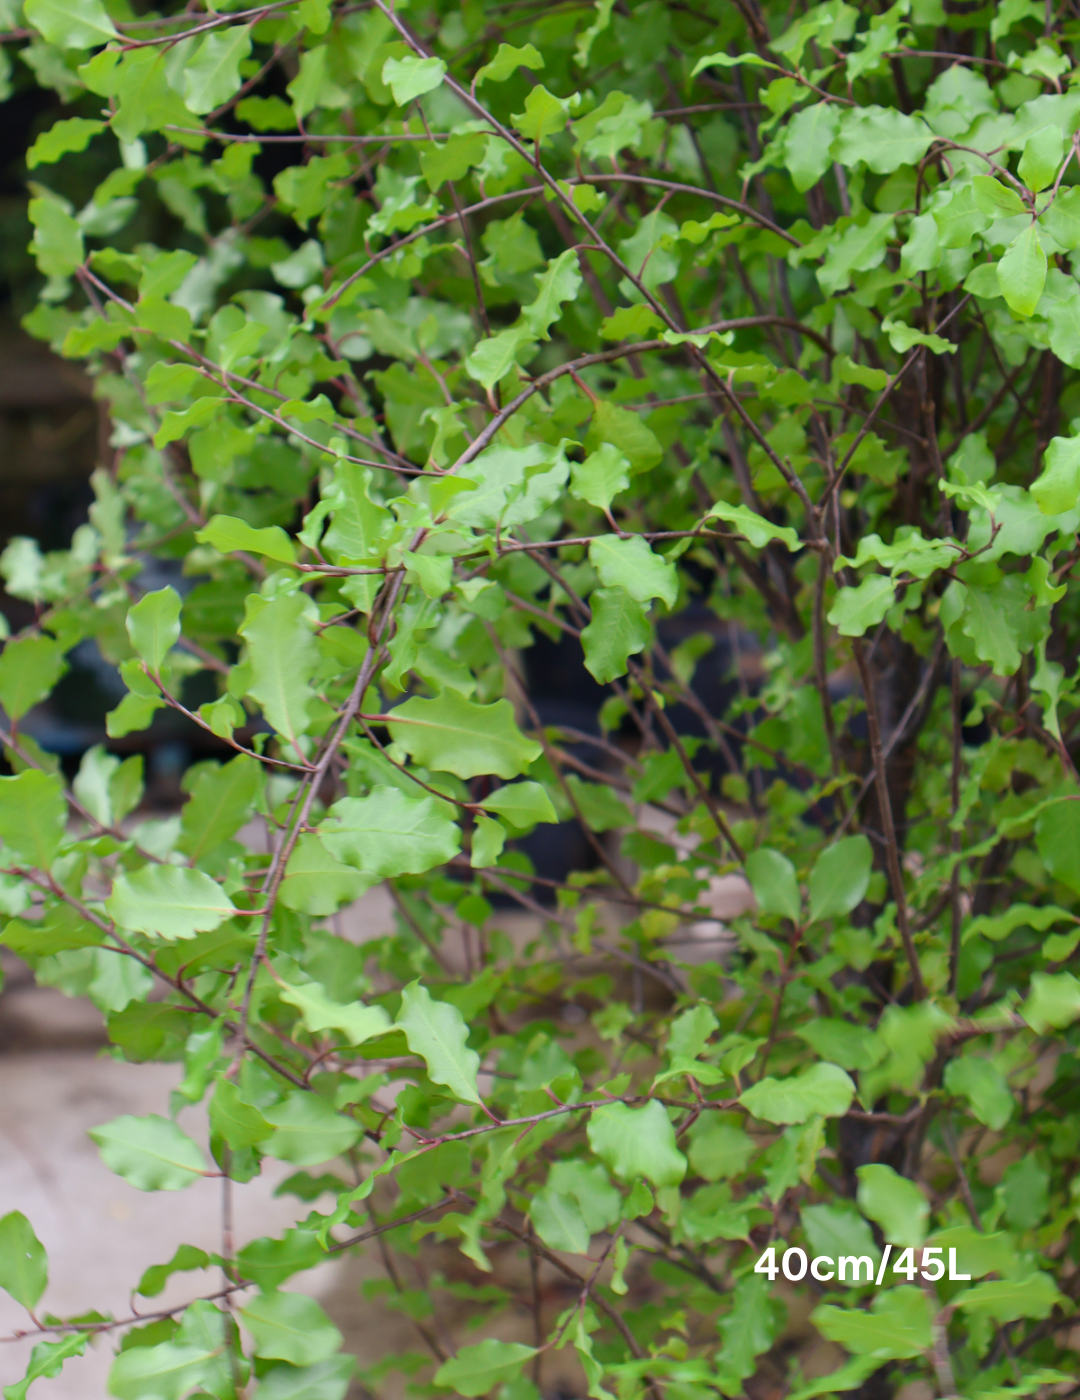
left=3, top=1, right=1080, bottom=1398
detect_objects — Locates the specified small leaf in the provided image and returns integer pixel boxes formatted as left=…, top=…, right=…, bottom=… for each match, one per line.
left=740, top=1063, right=855, bottom=1125
left=745, top=847, right=801, bottom=921
left=1019, top=123, right=1064, bottom=193
left=386, top=692, right=540, bottom=780
left=319, top=787, right=460, bottom=880
left=944, top=1056, right=1013, bottom=1130
left=479, top=782, right=557, bottom=831
left=587, top=1099, right=687, bottom=1186
left=26, top=116, right=105, bottom=168
left=0, top=1212, right=47, bottom=1310
left=263, top=1092, right=362, bottom=1167
left=570, top=443, right=631, bottom=512
left=826, top=575, right=895, bottom=637
left=475, top=42, right=543, bottom=86
left=126, top=586, right=181, bottom=673
left=1031, top=435, right=1080, bottom=515
left=396, top=980, right=483, bottom=1105
left=589, top=534, right=678, bottom=607
left=856, top=1163, right=928, bottom=1245
left=89, top=1113, right=207, bottom=1190
left=256, top=1358, right=357, bottom=1400
left=209, top=1078, right=273, bottom=1151
left=239, top=592, right=318, bottom=749
left=1023, top=971, right=1080, bottom=1033
left=23, top=0, right=116, bottom=48
left=580, top=586, right=650, bottom=683
left=530, top=1187, right=590, bottom=1254
left=956, top=1273, right=1062, bottom=1322
left=381, top=54, right=446, bottom=106
left=0, top=770, right=66, bottom=870
left=997, top=224, right=1047, bottom=317
left=108, top=1342, right=216, bottom=1400
left=106, top=864, right=238, bottom=941
left=0, top=635, right=66, bottom=720
left=182, top=25, right=251, bottom=115
left=708, top=501, right=798, bottom=550
left=279, top=981, right=392, bottom=1046
left=972, top=175, right=1027, bottom=216
left=434, top=1341, right=537, bottom=1397
left=808, top=836, right=872, bottom=923
left=812, top=1286, right=931, bottom=1360
left=240, top=1291, right=343, bottom=1367
left=196, top=514, right=297, bottom=564
left=279, top=834, right=373, bottom=914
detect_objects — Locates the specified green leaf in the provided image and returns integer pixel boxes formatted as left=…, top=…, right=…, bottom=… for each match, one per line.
left=587, top=1099, right=687, bottom=1186
left=745, top=847, right=801, bottom=921
left=257, top=1359, right=357, bottom=1400
left=0, top=770, right=66, bottom=869
left=783, top=102, right=839, bottom=192
left=832, top=106, right=933, bottom=173
left=972, top=175, right=1027, bottom=216
left=0, top=635, right=65, bottom=720
left=4, top=1334, right=87, bottom=1400
left=479, top=782, right=557, bottom=830
left=386, top=692, right=540, bottom=780
left=740, top=1063, right=855, bottom=1124
left=108, top=1343, right=216, bottom=1400
left=279, top=833, right=374, bottom=914
left=530, top=1186, right=590, bottom=1253
left=826, top=575, right=895, bottom=636
left=1041, top=184, right=1080, bottom=250
left=580, top=587, right=651, bottom=683
left=434, top=1341, right=537, bottom=1397
left=687, top=1117, right=757, bottom=1181
left=511, top=85, right=569, bottom=141
left=475, top=42, right=543, bottom=86
left=420, top=131, right=488, bottom=190
left=708, top=501, right=798, bottom=550
left=106, top=864, right=238, bottom=941
left=395, top=980, right=482, bottom=1105
left=570, top=443, right=631, bottom=512
left=89, top=1113, right=207, bottom=1190
left=802, top=1202, right=879, bottom=1266
left=818, top=214, right=894, bottom=296
left=808, top=836, right=872, bottom=923
left=241, top=1291, right=343, bottom=1366
left=183, top=25, right=251, bottom=115
left=997, top=224, right=1047, bottom=317
left=263, top=1091, right=362, bottom=1166
left=26, top=116, right=105, bottom=168
left=320, top=787, right=460, bottom=880
left=381, top=54, right=446, bottom=106
left=279, top=981, right=392, bottom=1045
left=795, top=1020, right=883, bottom=1072
left=126, top=586, right=181, bottom=674
left=1031, top=435, right=1080, bottom=514
left=812, top=1286, right=931, bottom=1360
left=944, top=1055, right=1013, bottom=1130
left=856, top=1163, right=928, bottom=1245
left=449, top=442, right=570, bottom=528
left=196, top=514, right=297, bottom=564
left=28, top=197, right=83, bottom=279
left=1023, top=971, right=1080, bottom=1033
left=0, top=1213, right=47, bottom=1309
left=239, top=592, right=318, bottom=749
left=523, top=250, right=582, bottom=340
left=470, top=812, right=506, bottom=868
left=956, top=1273, right=1062, bottom=1322
left=1019, top=124, right=1064, bottom=192
left=136, top=1243, right=210, bottom=1298
left=24, top=0, right=116, bottom=47
left=178, top=754, right=262, bottom=861
left=589, top=534, right=677, bottom=607
left=208, top=1078, right=273, bottom=1150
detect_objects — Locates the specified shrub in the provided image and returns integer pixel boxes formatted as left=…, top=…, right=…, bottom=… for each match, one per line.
left=2, top=1, right=1080, bottom=1397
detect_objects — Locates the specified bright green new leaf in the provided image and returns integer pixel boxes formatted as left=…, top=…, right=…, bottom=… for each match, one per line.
left=385, top=692, right=540, bottom=780
left=89, top=1113, right=207, bottom=1190
left=589, top=534, right=678, bottom=607
left=28, top=197, right=83, bottom=279
left=708, top=501, right=798, bottom=549
left=0, top=770, right=66, bottom=870
left=956, top=1274, right=1063, bottom=1322
left=0, top=635, right=65, bottom=720
left=396, top=980, right=482, bottom=1105
left=740, top=1063, right=855, bottom=1124
left=319, top=787, right=460, bottom=880
left=382, top=55, right=446, bottom=106
left=796, top=1020, right=883, bottom=1072
left=1019, top=124, right=1064, bottom=192
left=856, top=1163, right=928, bottom=1245
left=106, top=864, right=238, bottom=940
left=126, top=585, right=181, bottom=672
left=944, top=1056, right=1013, bottom=1130
left=783, top=102, right=839, bottom=192
left=279, top=981, right=392, bottom=1045
left=826, top=575, right=895, bottom=636
left=479, top=782, right=558, bottom=830
left=434, top=1341, right=537, bottom=1397
left=241, top=1291, right=343, bottom=1366
left=745, top=847, right=801, bottom=921
left=1031, top=435, right=1080, bottom=514
left=0, top=1212, right=47, bottom=1310
left=972, top=175, right=1028, bottom=216
left=580, top=586, right=651, bottom=683
left=196, top=514, right=297, bottom=564
left=5, top=1335, right=87, bottom=1400
left=812, top=1286, right=931, bottom=1359
left=24, top=0, right=116, bottom=47
left=26, top=117, right=105, bottom=169
left=587, top=1099, right=687, bottom=1186
left=183, top=26, right=251, bottom=114
left=511, top=85, right=569, bottom=141
left=108, top=1343, right=216, bottom=1400
left=263, top=1092, right=362, bottom=1166
left=832, top=105, right=933, bottom=173
left=208, top=1078, right=273, bottom=1151
left=570, top=443, right=631, bottom=512
left=997, top=224, right=1047, bottom=317
left=585, top=400, right=664, bottom=473
left=475, top=42, right=543, bottom=86
left=808, top=835, right=872, bottom=923
left=1023, top=971, right=1080, bottom=1033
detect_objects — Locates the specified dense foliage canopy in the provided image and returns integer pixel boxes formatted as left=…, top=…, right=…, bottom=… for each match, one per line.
left=4, top=0, right=1080, bottom=1397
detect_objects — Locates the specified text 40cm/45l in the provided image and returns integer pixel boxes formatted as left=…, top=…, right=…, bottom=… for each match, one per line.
left=755, top=1245, right=971, bottom=1286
